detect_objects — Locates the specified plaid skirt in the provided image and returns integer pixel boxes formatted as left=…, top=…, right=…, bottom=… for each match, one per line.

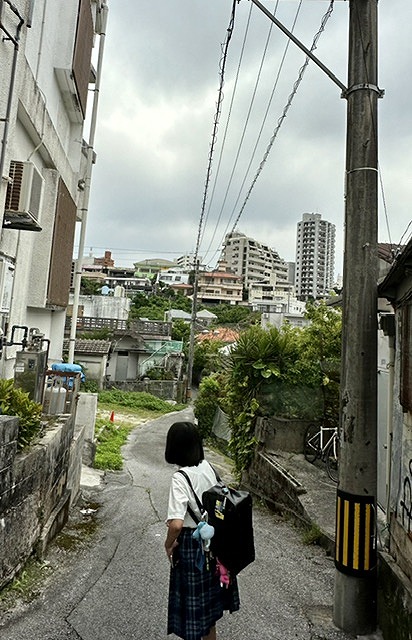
left=168, top=529, right=240, bottom=640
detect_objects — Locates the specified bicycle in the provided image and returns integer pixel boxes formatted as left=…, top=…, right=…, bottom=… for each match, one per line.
left=304, top=423, right=339, bottom=483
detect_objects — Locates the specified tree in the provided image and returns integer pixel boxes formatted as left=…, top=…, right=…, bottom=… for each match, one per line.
left=129, top=291, right=192, bottom=321
left=193, top=339, right=223, bottom=385
left=80, top=277, right=102, bottom=295
left=211, top=304, right=259, bottom=326
left=204, top=305, right=342, bottom=473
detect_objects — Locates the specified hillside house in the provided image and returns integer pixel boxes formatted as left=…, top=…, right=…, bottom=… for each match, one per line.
left=197, top=263, right=243, bottom=305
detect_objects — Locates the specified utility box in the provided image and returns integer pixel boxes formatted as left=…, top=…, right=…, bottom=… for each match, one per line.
left=14, top=349, right=48, bottom=403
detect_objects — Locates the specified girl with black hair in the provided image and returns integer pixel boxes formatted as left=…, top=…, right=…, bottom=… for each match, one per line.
left=164, top=421, right=240, bottom=640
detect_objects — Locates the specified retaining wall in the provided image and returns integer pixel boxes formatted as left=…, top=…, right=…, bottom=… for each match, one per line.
left=107, top=379, right=185, bottom=402
left=0, top=413, right=84, bottom=588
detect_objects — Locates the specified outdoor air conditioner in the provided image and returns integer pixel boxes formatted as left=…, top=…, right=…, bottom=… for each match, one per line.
left=3, top=161, right=43, bottom=231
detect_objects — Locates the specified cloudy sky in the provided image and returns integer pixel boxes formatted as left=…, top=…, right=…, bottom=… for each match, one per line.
left=82, top=0, right=412, bottom=278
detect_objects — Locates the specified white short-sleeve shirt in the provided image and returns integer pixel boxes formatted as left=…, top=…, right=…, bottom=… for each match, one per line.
left=167, top=459, right=217, bottom=527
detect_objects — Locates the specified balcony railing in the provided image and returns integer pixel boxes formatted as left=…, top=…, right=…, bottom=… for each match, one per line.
left=65, top=316, right=172, bottom=337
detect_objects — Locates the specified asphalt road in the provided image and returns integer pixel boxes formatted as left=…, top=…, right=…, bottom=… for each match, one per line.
left=0, top=408, right=375, bottom=640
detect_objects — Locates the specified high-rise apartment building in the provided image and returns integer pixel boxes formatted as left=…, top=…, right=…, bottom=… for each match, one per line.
left=295, top=213, right=335, bottom=300
left=220, top=231, right=289, bottom=289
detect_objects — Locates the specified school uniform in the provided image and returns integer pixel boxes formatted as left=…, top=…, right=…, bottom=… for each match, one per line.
left=167, top=459, right=240, bottom=640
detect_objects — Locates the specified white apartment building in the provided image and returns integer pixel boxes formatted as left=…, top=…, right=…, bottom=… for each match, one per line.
left=156, top=266, right=190, bottom=287
left=0, top=0, right=107, bottom=377
left=220, top=231, right=289, bottom=289
left=175, top=253, right=205, bottom=270
left=248, top=273, right=307, bottom=312
left=295, top=213, right=335, bottom=300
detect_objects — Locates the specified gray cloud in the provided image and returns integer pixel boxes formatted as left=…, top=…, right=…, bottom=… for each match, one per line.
left=85, top=0, right=412, bottom=277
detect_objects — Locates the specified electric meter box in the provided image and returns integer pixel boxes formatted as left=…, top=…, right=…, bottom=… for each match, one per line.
left=14, top=349, right=48, bottom=402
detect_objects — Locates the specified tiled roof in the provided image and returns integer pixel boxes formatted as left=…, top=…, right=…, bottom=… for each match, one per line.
left=62, top=339, right=111, bottom=355
left=196, top=327, right=239, bottom=343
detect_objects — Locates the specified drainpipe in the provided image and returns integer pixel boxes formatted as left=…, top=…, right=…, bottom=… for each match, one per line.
left=68, top=0, right=108, bottom=364
left=0, top=1, right=25, bottom=190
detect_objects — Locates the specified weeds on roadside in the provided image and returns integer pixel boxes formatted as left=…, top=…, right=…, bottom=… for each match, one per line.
left=94, top=418, right=135, bottom=470
left=302, top=523, right=322, bottom=546
left=0, top=559, right=53, bottom=612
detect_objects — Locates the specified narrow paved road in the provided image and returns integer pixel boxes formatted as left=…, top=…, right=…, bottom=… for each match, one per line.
left=0, top=409, right=367, bottom=639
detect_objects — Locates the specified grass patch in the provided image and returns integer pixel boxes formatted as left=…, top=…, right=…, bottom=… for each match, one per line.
left=98, top=389, right=185, bottom=413
left=98, top=403, right=166, bottom=421
left=95, top=390, right=186, bottom=471
left=0, top=558, right=53, bottom=612
left=94, top=418, right=135, bottom=470
left=302, top=523, right=323, bottom=545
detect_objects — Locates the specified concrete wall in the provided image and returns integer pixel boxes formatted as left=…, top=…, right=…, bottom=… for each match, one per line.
left=255, top=415, right=312, bottom=454
left=74, top=392, right=97, bottom=466
left=0, top=413, right=84, bottom=588
left=71, top=295, right=131, bottom=320
left=107, top=379, right=185, bottom=403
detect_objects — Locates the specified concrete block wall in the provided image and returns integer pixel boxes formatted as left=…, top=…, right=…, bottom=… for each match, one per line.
left=0, top=413, right=83, bottom=588
left=255, top=415, right=313, bottom=454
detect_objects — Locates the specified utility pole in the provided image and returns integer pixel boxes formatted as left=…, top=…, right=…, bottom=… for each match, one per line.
left=333, top=0, right=380, bottom=633
left=247, top=0, right=380, bottom=633
left=186, top=259, right=200, bottom=403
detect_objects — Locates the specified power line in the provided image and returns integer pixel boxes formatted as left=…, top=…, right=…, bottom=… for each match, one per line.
left=206, top=0, right=304, bottom=267
left=193, top=0, right=237, bottom=264
left=199, top=0, right=254, bottom=254
left=201, top=0, right=280, bottom=261
left=229, top=0, right=336, bottom=233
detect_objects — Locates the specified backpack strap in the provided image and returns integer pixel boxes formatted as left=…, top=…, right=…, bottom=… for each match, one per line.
left=177, top=469, right=204, bottom=524
left=177, top=463, right=223, bottom=523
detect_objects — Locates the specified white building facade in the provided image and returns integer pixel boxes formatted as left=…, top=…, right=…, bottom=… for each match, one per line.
left=220, top=231, right=289, bottom=289
left=0, top=0, right=106, bottom=376
left=295, top=213, right=335, bottom=300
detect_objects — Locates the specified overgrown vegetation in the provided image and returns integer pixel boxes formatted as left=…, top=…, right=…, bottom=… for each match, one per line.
left=0, top=379, right=43, bottom=448
left=94, top=417, right=135, bottom=470
left=193, top=339, right=225, bottom=385
left=210, top=304, right=260, bottom=327
left=98, top=389, right=185, bottom=413
left=80, top=277, right=102, bottom=295
left=95, top=390, right=185, bottom=470
left=193, top=375, right=221, bottom=439
left=129, top=290, right=192, bottom=321
left=194, top=302, right=342, bottom=474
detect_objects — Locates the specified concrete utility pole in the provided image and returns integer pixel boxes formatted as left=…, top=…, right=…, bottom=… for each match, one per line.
left=333, top=0, right=381, bottom=633
left=186, top=259, right=200, bottom=402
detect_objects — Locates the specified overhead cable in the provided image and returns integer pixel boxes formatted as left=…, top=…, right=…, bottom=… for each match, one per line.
left=230, top=0, right=335, bottom=233
left=212, top=0, right=303, bottom=259
left=200, top=0, right=254, bottom=252
left=201, top=1, right=281, bottom=260
left=192, top=0, right=238, bottom=267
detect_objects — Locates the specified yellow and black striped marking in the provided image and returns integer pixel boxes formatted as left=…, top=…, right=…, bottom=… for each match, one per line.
left=335, top=488, right=377, bottom=576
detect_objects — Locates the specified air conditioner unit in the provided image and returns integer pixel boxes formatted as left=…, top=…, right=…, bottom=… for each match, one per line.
left=3, top=161, right=43, bottom=231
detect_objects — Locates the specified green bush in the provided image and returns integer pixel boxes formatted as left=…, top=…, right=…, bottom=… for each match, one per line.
left=98, top=389, right=184, bottom=413
left=81, top=380, right=99, bottom=393
left=0, top=379, right=43, bottom=448
left=193, top=375, right=221, bottom=438
left=144, top=367, right=174, bottom=381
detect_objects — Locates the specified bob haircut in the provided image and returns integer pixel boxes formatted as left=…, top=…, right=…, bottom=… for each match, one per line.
left=165, top=421, right=204, bottom=467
